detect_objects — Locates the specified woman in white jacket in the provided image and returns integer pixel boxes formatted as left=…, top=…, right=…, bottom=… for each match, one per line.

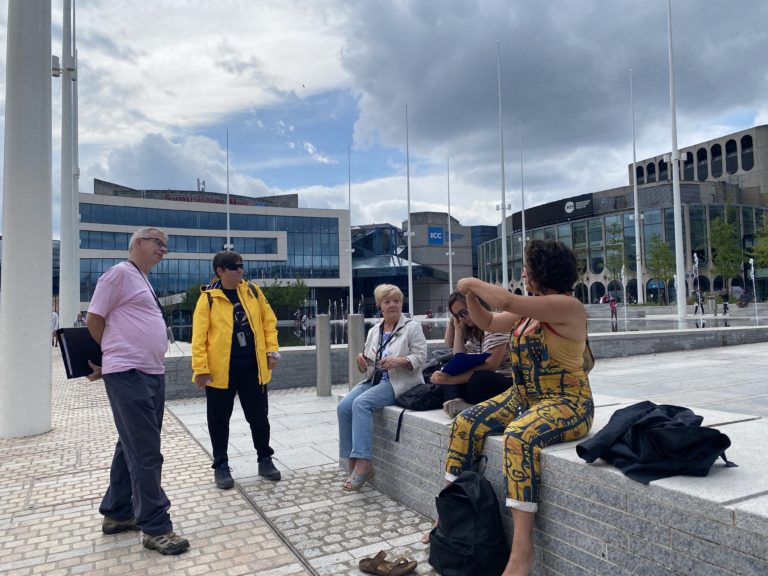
left=337, top=284, right=428, bottom=490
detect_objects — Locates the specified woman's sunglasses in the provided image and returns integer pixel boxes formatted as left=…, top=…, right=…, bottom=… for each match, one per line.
left=224, top=263, right=244, bottom=271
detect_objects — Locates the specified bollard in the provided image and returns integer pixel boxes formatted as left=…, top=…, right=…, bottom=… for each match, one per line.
left=347, top=314, right=365, bottom=390
left=316, top=314, right=331, bottom=396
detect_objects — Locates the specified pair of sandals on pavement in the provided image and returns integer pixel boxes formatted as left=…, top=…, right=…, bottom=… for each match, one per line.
left=359, top=550, right=417, bottom=575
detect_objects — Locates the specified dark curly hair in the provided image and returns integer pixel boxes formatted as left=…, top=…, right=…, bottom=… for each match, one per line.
left=525, top=240, right=578, bottom=294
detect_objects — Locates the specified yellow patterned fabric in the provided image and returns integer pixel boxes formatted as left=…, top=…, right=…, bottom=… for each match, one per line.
left=445, top=318, right=594, bottom=507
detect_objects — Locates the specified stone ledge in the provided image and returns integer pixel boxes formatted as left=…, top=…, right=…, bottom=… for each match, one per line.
left=352, top=397, right=768, bottom=574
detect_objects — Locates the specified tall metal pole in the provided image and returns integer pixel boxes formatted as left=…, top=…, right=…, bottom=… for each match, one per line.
left=59, top=0, right=77, bottom=328
left=497, top=41, right=509, bottom=288
left=667, top=0, right=687, bottom=320
left=0, top=0, right=53, bottom=437
left=630, top=69, right=644, bottom=304
left=72, top=1, right=80, bottom=313
left=446, top=157, right=454, bottom=294
left=348, top=144, right=354, bottom=315
left=405, top=105, right=414, bottom=316
left=225, top=129, right=231, bottom=250
left=520, top=121, right=527, bottom=294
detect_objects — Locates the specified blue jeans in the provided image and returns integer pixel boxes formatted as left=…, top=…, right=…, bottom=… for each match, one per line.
left=337, top=379, right=396, bottom=460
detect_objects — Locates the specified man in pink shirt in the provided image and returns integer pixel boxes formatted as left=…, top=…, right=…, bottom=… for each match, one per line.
left=87, top=227, right=189, bottom=555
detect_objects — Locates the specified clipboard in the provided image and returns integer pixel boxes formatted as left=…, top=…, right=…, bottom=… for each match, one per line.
left=56, top=327, right=102, bottom=379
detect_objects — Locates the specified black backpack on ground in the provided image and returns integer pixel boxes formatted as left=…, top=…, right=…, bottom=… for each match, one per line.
left=393, top=349, right=454, bottom=441
left=428, top=457, right=509, bottom=576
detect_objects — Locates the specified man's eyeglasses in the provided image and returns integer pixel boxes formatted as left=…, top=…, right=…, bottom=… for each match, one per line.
left=452, top=309, right=470, bottom=319
left=224, top=263, right=244, bottom=271
left=141, top=237, right=168, bottom=250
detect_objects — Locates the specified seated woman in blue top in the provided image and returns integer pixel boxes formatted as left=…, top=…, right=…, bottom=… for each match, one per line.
left=337, top=284, right=428, bottom=491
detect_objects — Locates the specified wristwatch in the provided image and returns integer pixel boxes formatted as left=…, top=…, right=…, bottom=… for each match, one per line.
left=267, top=352, right=281, bottom=360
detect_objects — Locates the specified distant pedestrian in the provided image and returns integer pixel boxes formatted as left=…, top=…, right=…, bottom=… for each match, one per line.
left=609, top=297, right=618, bottom=332
left=86, top=227, right=189, bottom=555
left=721, top=290, right=730, bottom=316
left=51, top=310, right=59, bottom=346
left=693, top=289, right=704, bottom=315
left=75, top=312, right=85, bottom=327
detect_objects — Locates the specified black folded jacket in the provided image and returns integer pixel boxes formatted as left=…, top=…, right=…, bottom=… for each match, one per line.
left=576, top=401, right=735, bottom=484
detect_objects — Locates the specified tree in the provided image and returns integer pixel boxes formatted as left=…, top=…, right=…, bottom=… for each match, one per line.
left=179, top=282, right=204, bottom=312
left=645, top=234, right=675, bottom=305
left=260, top=277, right=309, bottom=317
left=752, top=223, right=768, bottom=268
left=572, top=247, right=589, bottom=303
left=604, top=223, right=625, bottom=282
left=709, top=217, right=742, bottom=292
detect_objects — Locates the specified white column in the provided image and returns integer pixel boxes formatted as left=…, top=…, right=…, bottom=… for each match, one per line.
left=59, top=0, right=78, bottom=328
left=0, top=0, right=53, bottom=438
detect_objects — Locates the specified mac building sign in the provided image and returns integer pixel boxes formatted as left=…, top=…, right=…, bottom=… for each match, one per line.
left=512, top=193, right=594, bottom=230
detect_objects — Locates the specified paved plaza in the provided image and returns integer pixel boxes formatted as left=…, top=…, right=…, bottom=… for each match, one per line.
left=0, top=342, right=766, bottom=575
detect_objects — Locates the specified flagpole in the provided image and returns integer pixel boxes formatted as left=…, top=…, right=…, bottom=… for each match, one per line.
left=497, top=41, right=509, bottom=288
left=225, top=129, right=231, bottom=250
left=667, top=0, right=687, bottom=320
left=519, top=121, right=527, bottom=294
left=348, top=144, right=354, bottom=315
left=630, top=69, right=644, bottom=304
left=406, top=105, right=414, bottom=316
left=446, top=157, right=454, bottom=294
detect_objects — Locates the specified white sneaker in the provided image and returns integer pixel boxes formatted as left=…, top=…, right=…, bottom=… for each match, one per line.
left=443, top=398, right=473, bottom=418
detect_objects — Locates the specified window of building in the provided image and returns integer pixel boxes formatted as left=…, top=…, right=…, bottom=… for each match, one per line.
left=696, top=147, right=708, bottom=181
left=588, top=218, right=603, bottom=249
left=557, top=223, right=572, bottom=248
left=590, top=251, right=605, bottom=275
left=683, top=152, right=694, bottom=181
left=543, top=226, right=556, bottom=241
left=741, top=208, right=755, bottom=236
left=741, top=135, right=754, bottom=171
left=658, top=159, right=668, bottom=181
left=725, top=139, right=738, bottom=174
left=647, top=162, right=657, bottom=183
left=635, top=165, right=645, bottom=185
left=689, top=206, right=708, bottom=267
left=711, top=143, right=723, bottom=177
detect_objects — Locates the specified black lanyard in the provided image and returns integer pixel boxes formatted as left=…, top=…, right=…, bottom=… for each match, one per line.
left=128, top=261, right=174, bottom=342
left=375, top=320, right=408, bottom=361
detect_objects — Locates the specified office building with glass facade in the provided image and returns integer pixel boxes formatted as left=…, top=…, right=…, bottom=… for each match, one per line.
left=79, top=179, right=350, bottom=309
left=477, top=124, right=768, bottom=303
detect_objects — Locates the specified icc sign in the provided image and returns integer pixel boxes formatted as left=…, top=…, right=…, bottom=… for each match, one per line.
left=428, top=227, right=444, bottom=245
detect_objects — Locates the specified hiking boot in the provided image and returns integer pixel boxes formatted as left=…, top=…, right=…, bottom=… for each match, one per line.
left=258, top=457, right=281, bottom=481
left=214, top=463, right=234, bottom=489
left=142, top=532, right=190, bottom=555
left=443, top=398, right=472, bottom=419
left=101, top=516, right=139, bottom=535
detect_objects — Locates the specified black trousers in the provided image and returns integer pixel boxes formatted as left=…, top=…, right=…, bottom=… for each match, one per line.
left=206, top=358, right=274, bottom=469
left=100, top=370, right=172, bottom=536
left=442, top=370, right=513, bottom=404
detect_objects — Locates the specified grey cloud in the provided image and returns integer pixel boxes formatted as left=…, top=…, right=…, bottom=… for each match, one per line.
left=342, top=0, right=768, bottom=202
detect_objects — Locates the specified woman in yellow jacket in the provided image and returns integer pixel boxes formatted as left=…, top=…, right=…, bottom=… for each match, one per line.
left=192, top=251, right=281, bottom=489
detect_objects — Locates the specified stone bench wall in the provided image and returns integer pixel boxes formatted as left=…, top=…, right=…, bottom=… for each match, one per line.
left=165, top=327, right=768, bottom=400
left=356, top=402, right=768, bottom=575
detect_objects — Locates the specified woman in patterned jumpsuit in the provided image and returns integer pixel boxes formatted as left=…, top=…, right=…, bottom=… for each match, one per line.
left=439, top=240, right=594, bottom=576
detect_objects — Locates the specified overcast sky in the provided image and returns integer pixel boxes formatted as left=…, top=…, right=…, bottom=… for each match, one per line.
left=1, top=0, right=767, bottom=237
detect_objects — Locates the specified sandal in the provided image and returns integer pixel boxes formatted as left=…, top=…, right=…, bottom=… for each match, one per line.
left=359, top=550, right=417, bottom=576
left=342, top=468, right=374, bottom=491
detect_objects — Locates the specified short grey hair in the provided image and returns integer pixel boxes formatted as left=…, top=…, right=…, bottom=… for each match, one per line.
left=128, top=227, right=168, bottom=251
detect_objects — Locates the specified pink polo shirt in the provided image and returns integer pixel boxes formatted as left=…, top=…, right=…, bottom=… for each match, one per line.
left=88, top=261, right=168, bottom=375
